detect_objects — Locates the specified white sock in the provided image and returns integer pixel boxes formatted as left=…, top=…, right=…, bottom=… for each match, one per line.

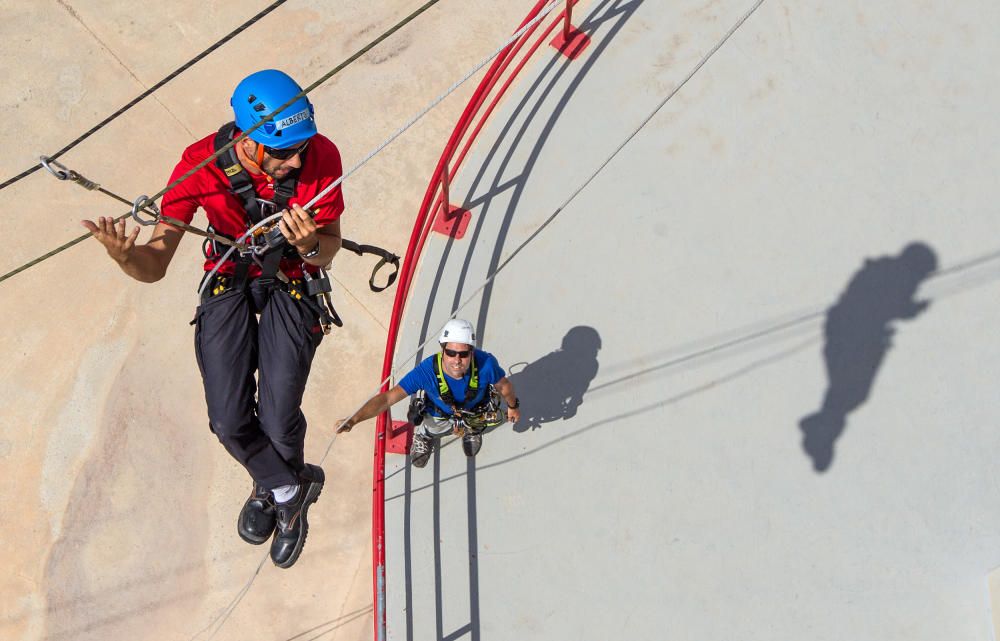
left=272, top=483, right=300, bottom=503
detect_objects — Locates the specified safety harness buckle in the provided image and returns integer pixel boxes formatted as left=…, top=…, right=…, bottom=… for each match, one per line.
left=304, top=271, right=332, bottom=297
left=302, top=269, right=341, bottom=333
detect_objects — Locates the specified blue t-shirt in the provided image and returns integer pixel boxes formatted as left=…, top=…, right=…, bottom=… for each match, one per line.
left=399, top=349, right=506, bottom=417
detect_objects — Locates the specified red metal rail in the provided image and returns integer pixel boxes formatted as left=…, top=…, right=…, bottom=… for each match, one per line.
left=371, top=2, right=580, bottom=639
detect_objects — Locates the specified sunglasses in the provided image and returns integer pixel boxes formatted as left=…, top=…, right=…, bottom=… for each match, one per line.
left=264, top=139, right=310, bottom=160
left=443, top=347, right=472, bottom=358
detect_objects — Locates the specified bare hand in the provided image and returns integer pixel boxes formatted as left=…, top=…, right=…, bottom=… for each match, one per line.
left=278, top=204, right=318, bottom=253
left=81, top=216, right=140, bottom=264
left=336, top=418, right=354, bottom=434
left=507, top=406, right=521, bottom=424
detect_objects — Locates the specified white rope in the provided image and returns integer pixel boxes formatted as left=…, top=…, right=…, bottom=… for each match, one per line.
left=192, top=3, right=772, bottom=637
left=186, top=5, right=568, bottom=640
left=197, top=0, right=563, bottom=297
left=367, top=0, right=773, bottom=402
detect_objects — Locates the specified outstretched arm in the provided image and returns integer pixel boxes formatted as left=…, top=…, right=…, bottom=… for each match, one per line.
left=337, top=385, right=409, bottom=433
left=495, top=377, right=521, bottom=423
left=80, top=217, right=183, bottom=283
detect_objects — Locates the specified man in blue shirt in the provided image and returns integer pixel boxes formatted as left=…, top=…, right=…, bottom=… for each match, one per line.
left=337, top=319, right=521, bottom=467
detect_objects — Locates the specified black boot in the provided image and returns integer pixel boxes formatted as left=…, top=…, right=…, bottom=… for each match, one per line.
left=270, top=464, right=325, bottom=568
left=237, top=483, right=276, bottom=545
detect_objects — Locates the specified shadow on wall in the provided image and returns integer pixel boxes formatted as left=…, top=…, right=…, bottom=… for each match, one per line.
left=508, top=326, right=601, bottom=432
left=799, top=242, right=937, bottom=473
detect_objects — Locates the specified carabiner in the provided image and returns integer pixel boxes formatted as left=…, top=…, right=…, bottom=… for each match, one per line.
left=39, top=156, right=70, bottom=181
left=130, top=195, right=161, bottom=227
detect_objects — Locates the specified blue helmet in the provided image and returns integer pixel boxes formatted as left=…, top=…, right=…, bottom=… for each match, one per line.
left=231, top=69, right=317, bottom=148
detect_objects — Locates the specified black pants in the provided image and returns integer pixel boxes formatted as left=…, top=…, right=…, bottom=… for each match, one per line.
left=193, top=280, right=323, bottom=490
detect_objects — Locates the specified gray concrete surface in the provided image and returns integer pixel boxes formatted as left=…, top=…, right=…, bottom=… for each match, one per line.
left=0, top=1, right=535, bottom=640
left=384, top=1, right=1000, bottom=639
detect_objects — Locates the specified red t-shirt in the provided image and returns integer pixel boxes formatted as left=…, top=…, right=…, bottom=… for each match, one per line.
left=160, top=130, right=345, bottom=278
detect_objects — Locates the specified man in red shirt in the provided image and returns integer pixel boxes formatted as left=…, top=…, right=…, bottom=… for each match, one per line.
left=82, top=69, right=343, bottom=569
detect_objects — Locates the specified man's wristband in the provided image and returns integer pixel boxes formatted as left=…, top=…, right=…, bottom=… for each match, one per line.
left=299, top=240, right=322, bottom=259
left=509, top=397, right=520, bottom=409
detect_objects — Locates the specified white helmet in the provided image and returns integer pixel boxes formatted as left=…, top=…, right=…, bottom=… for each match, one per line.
left=439, top=319, right=476, bottom=346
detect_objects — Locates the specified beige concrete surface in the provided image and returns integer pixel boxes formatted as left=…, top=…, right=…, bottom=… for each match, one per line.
left=0, top=1, right=537, bottom=640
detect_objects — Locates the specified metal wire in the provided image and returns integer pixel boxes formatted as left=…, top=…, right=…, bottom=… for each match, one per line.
left=196, top=0, right=565, bottom=297
left=0, top=0, right=449, bottom=286
left=0, top=0, right=292, bottom=192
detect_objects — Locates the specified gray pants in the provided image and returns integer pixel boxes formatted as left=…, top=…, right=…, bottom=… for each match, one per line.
left=414, top=387, right=505, bottom=439
left=418, top=414, right=461, bottom=439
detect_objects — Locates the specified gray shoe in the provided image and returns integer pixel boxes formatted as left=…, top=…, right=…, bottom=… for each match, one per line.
left=410, top=432, right=434, bottom=468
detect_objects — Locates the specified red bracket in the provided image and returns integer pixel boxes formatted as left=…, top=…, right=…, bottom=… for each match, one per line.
left=550, top=26, right=590, bottom=60
left=432, top=205, right=472, bottom=239
left=386, top=420, right=413, bottom=455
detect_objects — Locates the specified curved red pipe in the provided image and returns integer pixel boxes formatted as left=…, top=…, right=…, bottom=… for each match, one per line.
left=371, top=3, right=575, bottom=639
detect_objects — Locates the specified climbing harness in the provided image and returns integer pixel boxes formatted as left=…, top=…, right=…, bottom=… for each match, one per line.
left=461, top=387, right=506, bottom=431
left=198, top=122, right=340, bottom=332
left=434, top=351, right=479, bottom=409
left=408, top=385, right=506, bottom=437
left=423, top=354, right=506, bottom=435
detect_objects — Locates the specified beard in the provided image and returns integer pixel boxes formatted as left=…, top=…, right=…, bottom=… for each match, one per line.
left=263, top=162, right=297, bottom=180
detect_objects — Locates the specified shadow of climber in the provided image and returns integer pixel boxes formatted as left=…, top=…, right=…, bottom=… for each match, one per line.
left=800, top=242, right=937, bottom=472
left=508, top=326, right=602, bottom=432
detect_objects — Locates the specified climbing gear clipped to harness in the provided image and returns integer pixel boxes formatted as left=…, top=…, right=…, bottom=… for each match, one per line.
left=461, top=387, right=506, bottom=431
left=302, top=269, right=342, bottom=332
left=427, top=352, right=504, bottom=431
left=205, top=121, right=346, bottom=332
left=407, top=391, right=427, bottom=426
left=200, top=121, right=398, bottom=331
left=210, top=121, right=304, bottom=284
left=287, top=275, right=341, bottom=333
left=213, top=121, right=300, bottom=241
left=409, top=384, right=505, bottom=437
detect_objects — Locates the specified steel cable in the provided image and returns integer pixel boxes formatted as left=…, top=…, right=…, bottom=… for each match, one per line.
left=0, top=0, right=449, bottom=285
left=196, top=0, right=564, bottom=297
left=186, top=5, right=565, bottom=638
left=0, top=0, right=292, bottom=192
